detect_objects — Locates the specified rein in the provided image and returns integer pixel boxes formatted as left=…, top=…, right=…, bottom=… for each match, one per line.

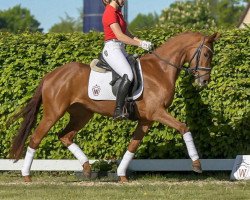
left=151, top=37, right=214, bottom=79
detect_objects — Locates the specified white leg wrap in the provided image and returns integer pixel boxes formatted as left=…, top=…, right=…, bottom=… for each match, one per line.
left=68, top=143, right=88, bottom=165
left=183, top=132, right=199, bottom=161
left=117, top=150, right=134, bottom=176
left=21, top=146, right=36, bottom=176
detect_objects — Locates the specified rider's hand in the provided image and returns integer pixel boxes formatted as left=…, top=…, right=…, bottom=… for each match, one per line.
left=139, top=40, right=153, bottom=51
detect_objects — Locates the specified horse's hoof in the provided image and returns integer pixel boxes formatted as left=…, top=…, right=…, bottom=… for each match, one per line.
left=192, top=159, right=202, bottom=173
left=23, top=176, right=32, bottom=182
left=83, top=162, right=91, bottom=179
left=119, top=176, right=129, bottom=183
left=83, top=171, right=91, bottom=179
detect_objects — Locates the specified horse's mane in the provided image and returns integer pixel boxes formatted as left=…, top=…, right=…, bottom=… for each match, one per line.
left=167, top=31, right=203, bottom=43
left=175, top=31, right=203, bottom=37
left=155, top=31, right=204, bottom=52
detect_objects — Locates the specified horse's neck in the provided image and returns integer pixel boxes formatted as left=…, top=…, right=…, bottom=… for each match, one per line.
left=150, top=43, right=186, bottom=84
left=142, top=33, right=202, bottom=87
left=155, top=42, right=186, bottom=68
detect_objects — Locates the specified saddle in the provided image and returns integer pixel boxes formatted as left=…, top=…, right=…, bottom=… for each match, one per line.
left=90, top=54, right=142, bottom=120
left=91, top=54, right=142, bottom=98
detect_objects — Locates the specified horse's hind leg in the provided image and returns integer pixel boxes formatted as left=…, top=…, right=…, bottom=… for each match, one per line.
left=22, top=114, right=62, bottom=182
left=118, top=120, right=152, bottom=182
left=58, top=107, right=93, bottom=178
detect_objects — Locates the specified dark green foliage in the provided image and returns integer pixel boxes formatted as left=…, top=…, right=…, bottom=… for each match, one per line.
left=0, top=5, right=42, bottom=33
left=49, top=13, right=83, bottom=33
left=208, top=0, right=246, bottom=27
left=91, top=160, right=117, bottom=172
left=133, top=0, right=247, bottom=30
left=128, top=13, right=159, bottom=32
left=0, top=27, right=249, bottom=160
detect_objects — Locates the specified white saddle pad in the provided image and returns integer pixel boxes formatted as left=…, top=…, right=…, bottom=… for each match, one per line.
left=88, top=60, right=143, bottom=101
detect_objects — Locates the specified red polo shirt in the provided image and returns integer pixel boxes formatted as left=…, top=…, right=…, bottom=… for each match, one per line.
left=102, top=5, right=127, bottom=41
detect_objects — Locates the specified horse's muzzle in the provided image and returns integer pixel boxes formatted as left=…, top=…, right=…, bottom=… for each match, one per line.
left=195, top=77, right=209, bottom=87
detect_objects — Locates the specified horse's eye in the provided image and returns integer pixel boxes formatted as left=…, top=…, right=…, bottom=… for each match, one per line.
left=204, top=53, right=209, bottom=58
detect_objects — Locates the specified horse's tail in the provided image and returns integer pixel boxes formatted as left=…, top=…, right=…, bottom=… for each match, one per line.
left=9, top=80, right=44, bottom=161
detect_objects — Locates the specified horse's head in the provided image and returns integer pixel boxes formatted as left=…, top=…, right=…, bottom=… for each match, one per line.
left=186, top=33, right=220, bottom=87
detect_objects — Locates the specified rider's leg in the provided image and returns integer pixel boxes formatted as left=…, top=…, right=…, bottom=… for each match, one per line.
left=113, top=74, right=131, bottom=119
left=102, top=41, right=133, bottom=119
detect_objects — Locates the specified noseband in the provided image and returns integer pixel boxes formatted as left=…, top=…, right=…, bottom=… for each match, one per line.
left=187, top=37, right=213, bottom=79
left=151, top=37, right=214, bottom=79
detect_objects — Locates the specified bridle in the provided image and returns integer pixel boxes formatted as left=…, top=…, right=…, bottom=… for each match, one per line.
left=151, top=37, right=214, bottom=79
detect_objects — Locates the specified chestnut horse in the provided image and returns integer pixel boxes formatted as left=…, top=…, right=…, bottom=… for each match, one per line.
left=9, top=31, right=219, bottom=182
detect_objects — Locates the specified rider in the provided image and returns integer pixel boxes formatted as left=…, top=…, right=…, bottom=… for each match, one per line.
left=102, top=0, right=153, bottom=120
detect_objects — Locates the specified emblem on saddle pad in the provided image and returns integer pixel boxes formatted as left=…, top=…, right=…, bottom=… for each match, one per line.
left=88, top=55, right=144, bottom=101
left=92, top=84, right=101, bottom=96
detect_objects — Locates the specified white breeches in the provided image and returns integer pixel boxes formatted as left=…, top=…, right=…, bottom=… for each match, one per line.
left=102, top=40, right=133, bottom=82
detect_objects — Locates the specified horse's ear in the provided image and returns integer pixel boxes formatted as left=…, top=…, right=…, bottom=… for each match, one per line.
left=207, top=32, right=220, bottom=42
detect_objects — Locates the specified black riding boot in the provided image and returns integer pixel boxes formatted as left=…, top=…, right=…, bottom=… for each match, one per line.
left=113, top=74, right=131, bottom=120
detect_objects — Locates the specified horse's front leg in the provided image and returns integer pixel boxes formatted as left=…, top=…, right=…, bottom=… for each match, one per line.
left=152, top=109, right=202, bottom=173
left=118, top=120, right=152, bottom=182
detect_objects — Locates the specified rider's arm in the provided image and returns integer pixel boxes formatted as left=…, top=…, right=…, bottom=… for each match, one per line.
left=110, top=23, right=141, bottom=46
left=126, top=29, right=141, bottom=43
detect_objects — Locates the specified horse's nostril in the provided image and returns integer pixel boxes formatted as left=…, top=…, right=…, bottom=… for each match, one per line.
left=203, top=80, right=208, bottom=84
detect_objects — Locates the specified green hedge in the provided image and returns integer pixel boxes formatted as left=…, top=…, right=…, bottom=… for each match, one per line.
left=0, top=27, right=249, bottom=160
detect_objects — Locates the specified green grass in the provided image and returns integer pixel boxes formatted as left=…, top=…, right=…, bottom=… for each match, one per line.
left=0, top=172, right=249, bottom=200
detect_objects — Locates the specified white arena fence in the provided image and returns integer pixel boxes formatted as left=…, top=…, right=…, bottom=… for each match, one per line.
left=2, top=156, right=249, bottom=180
left=0, top=159, right=234, bottom=172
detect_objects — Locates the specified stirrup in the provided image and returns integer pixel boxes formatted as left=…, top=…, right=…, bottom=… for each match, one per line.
left=113, top=107, right=129, bottom=120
